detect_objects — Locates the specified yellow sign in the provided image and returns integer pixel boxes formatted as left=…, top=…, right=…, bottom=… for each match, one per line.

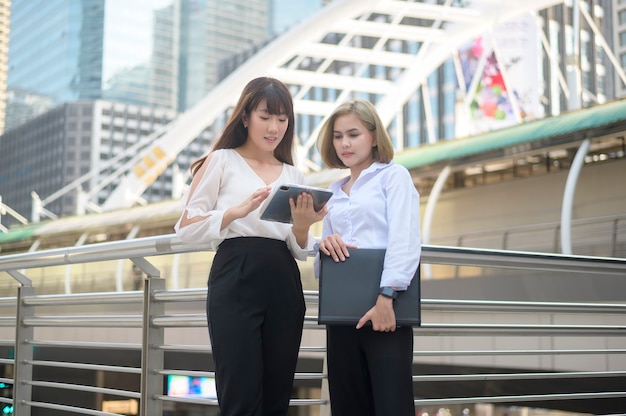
left=102, top=399, right=139, bottom=414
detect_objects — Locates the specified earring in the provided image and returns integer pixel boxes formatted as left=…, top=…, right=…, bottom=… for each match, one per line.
left=243, top=121, right=248, bottom=128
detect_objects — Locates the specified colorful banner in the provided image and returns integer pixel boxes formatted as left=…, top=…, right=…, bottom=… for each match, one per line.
left=458, top=14, right=543, bottom=134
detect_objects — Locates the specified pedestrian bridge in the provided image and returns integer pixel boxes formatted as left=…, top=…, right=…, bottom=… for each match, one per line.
left=1, top=234, right=626, bottom=416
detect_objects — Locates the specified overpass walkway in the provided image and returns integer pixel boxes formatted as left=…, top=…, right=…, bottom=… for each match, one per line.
left=1, top=235, right=626, bottom=416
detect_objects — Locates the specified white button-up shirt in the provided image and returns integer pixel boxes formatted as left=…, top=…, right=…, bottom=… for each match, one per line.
left=316, top=161, right=421, bottom=289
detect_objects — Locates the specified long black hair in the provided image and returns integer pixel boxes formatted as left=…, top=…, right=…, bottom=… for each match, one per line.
left=190, top=77, right=295, bottom=175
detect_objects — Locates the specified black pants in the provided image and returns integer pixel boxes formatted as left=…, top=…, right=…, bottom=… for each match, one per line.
left=207, top=237, right=306, bottom=416
left=326, top=325, right=415, bottom=416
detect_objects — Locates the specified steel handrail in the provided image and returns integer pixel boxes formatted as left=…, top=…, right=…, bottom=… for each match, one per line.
left=3, top=234, right=626, bottom=278
left=2, top=234, right=626, bottom=415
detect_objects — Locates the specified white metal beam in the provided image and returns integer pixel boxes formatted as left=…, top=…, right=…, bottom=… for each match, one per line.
left=90, top=0, right=565, bottom=212
left=299, top=43, right=415, bottom=68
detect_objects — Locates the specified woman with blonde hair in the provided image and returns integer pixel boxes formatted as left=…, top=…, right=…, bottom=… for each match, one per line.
left=316, top=99, right=420, bottom=416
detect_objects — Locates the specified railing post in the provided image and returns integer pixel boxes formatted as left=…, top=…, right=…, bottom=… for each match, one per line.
left=609, top=218, right=618, bottom=257
left=138, top=258, right=164, bottom=416
left=13, top=285, right=34, bottom=416
left=319, top=351, right=331, bottom=416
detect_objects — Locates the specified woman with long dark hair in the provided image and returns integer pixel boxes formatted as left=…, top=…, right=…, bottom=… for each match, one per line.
left=175, top=77, right=326, bottom=415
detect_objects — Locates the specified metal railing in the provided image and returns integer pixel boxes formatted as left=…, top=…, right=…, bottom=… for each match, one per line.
left=431, top=213, right=626, bottom=258
left=1, top=234, right=626, bottom=415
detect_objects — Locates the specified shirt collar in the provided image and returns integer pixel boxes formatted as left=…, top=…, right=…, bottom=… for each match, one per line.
left=330, top=161, right=393, bottom=193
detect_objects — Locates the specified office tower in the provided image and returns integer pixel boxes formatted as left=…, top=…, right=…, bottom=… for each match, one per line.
left=0, top=101, right=188, bottom=220
left=5, top=0, right=177, bottom=128
left=400, top=0, right=618, bottom=147
left=536, top=0, right=617, bottom=115
left=177, top=0, right=268, bottom=111
left=0, top=0, right=269, bottom=222
left=615, top=0, right=626, bottom=97
left=5, top=0, right=270, bottom=128
left=268, top=0, right=325, bottom=36
left=0, top=0, right=9, bottom=134
left=217, top=0, right=327, bottom=82
left=2, top=0, right=624, bottom=223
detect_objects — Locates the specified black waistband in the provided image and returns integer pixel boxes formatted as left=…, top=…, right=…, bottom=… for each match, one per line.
left=218, top=236, right=287, bottom=251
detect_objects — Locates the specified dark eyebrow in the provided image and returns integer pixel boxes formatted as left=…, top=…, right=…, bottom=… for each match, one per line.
left=334, top=128, right=360, bottom=134
left=258, top=107, right=286, bottom=116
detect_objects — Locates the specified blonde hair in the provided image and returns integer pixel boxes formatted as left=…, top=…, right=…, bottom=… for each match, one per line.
left=316, top=100, right=394, bottom=169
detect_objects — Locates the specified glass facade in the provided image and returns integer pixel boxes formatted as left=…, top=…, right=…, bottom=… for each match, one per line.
left=2, top=0, right=623, bottom=220
left=101, top=0, right=177, bottom=108
left=178, top=0, right=268, bottom=111
left=6, top=0, right=270, bottom=125
left=268, top=0, right=324, bottom=37
left=7, top=0, right=179, bottom=123
left=7, top=0, right=99, bottom=104
left=616, top=0, right=626, bottom=96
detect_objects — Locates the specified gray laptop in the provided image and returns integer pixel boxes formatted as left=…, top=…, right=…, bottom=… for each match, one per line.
left=318, top=248, right=421, bottom=326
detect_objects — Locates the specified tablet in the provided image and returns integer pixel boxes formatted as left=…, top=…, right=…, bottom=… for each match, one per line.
left=259, top=184, right=332, bottom=224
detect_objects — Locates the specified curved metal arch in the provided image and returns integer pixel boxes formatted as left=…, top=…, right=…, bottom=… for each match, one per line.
left=96, top=0, right=563, bottom=211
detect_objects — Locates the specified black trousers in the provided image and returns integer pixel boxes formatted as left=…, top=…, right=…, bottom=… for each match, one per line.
left=326, top=325, right=415, bottom=416
left=206, top=237, right=306, bottom=416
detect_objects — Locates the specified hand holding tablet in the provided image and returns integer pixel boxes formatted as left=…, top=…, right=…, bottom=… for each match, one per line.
left=259, top=184, right=332, bottom=223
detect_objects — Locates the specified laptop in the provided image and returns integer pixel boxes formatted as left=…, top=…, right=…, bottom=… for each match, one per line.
left=318, top=248, right=421, bottom=326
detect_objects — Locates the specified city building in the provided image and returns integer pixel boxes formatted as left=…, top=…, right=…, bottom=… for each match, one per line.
left=268, top=0, right=327, bottom=37
left=5, top=0, right=178, bottom=126
left=615, top=0, right=626, bottom=97
left=0, top=0, right=10, bottom=134
left=2, top=0, right=625, bottom=226
left=0, top=100, right=212, bottom=222
left=177, top=0, right=269, bottom=111
left=1, top=2, right=626, bottom=414
left=2, top=0, right=312, bottom=223
left=4, top=0, right=273, bottom=128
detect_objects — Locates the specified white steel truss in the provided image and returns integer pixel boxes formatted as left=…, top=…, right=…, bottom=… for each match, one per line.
left=44, top=0, right=568, bottom=214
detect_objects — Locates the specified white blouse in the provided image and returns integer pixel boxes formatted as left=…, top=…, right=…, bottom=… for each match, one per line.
left=174, top=148, right=315, bottom=261
left=317, top=162, right=421, bottom=289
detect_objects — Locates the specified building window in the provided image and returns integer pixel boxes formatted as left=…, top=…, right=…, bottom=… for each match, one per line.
left=621, top=31, right=626, bottom=47
left=620, top=10, right=626, bottom=25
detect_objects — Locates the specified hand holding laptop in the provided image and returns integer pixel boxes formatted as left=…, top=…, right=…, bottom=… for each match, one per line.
left=318, top=233, right=356, bottom=262
left=318, top=248, right=421, bottom=327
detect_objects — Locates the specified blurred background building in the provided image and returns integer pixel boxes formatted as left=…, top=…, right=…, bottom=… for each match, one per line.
left=0, top=0, right=624, bottom=225
left=0, top=0, right=9, bottom=133
left=0, top=2, right=625, bottom=414
left=616, top=0, right=626, bottom=97
left=0, top=0, right=326, bottom=221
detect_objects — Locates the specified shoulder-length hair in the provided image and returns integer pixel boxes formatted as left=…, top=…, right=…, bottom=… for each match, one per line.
left=190, top=77, right=295, bottom=176
left=316, top=99, right=394, bottom=169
